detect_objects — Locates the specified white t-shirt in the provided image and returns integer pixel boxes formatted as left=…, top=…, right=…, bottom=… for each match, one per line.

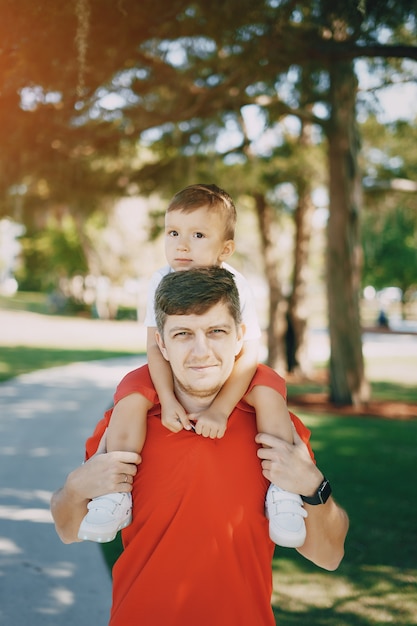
left=144, top=263, right=261, bottom=341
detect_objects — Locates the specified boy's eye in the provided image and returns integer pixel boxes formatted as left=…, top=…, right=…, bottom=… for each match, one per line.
left=193, top=232, right=205, bottom=239
left=168, top=230, right=178, bottom=237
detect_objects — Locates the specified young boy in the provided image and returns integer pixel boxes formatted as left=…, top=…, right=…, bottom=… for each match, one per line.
left=78, top=184, right=307, bottom=547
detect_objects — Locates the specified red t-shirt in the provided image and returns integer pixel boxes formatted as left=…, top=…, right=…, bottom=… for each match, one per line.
left=85, top=364, right=313, bottom=626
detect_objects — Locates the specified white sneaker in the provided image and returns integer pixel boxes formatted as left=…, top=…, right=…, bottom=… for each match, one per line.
left=78, top=492, right=132, bottom=543
left=266, top=484, right=307, bottom=548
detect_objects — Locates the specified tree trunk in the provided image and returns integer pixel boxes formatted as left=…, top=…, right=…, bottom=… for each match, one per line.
left=287, top=122, right=315, bottom=375
left=326, top=61, right=370, bottom=405
left=253, top=191, right=287, bottom=371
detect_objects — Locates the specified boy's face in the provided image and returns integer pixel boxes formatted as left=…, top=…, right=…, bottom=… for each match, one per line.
left=164, top=206, right=235, bottom=271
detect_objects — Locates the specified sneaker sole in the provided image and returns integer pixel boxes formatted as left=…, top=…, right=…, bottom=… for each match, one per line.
left=269, top=524, right=306, bottom=548
left=78, top=513, right=132, bottom=543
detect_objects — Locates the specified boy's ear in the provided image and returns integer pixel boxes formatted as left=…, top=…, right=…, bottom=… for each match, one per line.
left=155, top=331, right=169, bottom=361
left=219, top=239, right=235, bottom=261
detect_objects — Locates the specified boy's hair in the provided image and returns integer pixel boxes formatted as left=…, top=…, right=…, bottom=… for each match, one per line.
left=154, top=266, right=241, bottom=335
left=166, top=183, right=237, bottom=240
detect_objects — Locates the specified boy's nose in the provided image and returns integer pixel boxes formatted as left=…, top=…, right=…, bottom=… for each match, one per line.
left=176, top=237, right=189, bottom=251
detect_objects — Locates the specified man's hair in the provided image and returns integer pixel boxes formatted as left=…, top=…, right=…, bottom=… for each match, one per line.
left=166, top=183, right=237, bottom=240
left=154, top=266, right=241, bottom=335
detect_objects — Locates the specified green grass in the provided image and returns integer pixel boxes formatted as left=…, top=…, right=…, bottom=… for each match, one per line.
left=271, top=412, right=417, bottom=625
left=0, top=346, right=140, bottom=382
left=0, top=291, right=49, bottom=314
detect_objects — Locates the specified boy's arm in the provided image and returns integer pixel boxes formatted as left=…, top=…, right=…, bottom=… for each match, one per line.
left=191, top=339, right=259, bottom=438
left=245, top=384, right=294, bottom=443
left=147, top=327, right=193, bottom=432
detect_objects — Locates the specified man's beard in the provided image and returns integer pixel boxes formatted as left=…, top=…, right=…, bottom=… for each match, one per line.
left=173, top=375, right=222, bottom=399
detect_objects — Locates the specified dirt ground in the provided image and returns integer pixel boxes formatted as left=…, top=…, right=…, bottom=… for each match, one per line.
left=289, top=390, right=417, bottom=420
left=287, top=363, right=417, bottom=420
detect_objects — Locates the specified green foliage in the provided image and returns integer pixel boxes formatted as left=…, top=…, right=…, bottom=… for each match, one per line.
left=362, top=205, right=417, bottom=295
left=16, top=215, right=88, bottom=291
left=360, top=116, right=417, bottom=297
left=1, top=0, right=416, bottom=218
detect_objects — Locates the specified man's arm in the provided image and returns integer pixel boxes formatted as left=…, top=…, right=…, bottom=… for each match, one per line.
left=50, top=450, right=140, bottom=544
left=296, top=496, right=349, bottom=570
left=256, top=429, right=349, bottom=571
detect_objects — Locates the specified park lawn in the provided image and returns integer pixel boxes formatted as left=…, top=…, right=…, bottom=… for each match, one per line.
left=0, top=345, right=140, bottom=382
left=271, top=411, right=417, bottom=625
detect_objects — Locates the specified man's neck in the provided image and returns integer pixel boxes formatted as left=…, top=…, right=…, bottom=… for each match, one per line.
left=174, top=387, right=217, bottom=415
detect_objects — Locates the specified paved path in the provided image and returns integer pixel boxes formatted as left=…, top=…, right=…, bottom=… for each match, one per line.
left=0, top=356, right=143, bottom=626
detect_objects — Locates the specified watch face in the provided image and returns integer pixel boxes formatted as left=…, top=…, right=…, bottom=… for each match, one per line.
left=318, top=479, right=331, bottom=504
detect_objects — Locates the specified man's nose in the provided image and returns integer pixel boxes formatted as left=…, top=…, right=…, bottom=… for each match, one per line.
left=191, top=333, right=210, bottom=357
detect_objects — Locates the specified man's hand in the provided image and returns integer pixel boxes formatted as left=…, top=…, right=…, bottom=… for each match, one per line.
left=51, top=449, right=141, bottom=544
left=256, top=427, right=349, bottom=571
left=161, top=397, right=194, bottom=433
left=70, top=450, right=141, bottom=501
left=188, top=408, right=228, bottom=439
left=256, top=426, right=323, bottom=497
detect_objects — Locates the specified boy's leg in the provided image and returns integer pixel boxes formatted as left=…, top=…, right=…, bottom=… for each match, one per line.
left=247, top=386, right=307, bottom=548
left=78, top=395, right=149, bottom=542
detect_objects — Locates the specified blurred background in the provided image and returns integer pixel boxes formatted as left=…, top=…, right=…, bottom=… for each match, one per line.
left=0, top=2, right=416, bottom=624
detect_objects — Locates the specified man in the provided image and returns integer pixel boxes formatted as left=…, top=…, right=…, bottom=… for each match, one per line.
left=51, top=266, right=348, bottom=626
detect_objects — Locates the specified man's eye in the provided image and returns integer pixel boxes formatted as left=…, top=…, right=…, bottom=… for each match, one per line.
left=210, top=329, right=226, bottom=335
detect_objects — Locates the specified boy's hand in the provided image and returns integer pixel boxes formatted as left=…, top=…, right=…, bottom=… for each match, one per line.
left=161, top=398, right=194, bottom=433
left=188, top=408, right=228, bottom=439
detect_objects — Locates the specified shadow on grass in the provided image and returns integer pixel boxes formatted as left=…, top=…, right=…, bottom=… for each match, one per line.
left=0, top=345, right=141, bottom=382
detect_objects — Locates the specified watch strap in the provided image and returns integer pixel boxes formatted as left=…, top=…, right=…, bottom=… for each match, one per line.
left=301, top=477, right=332, bottom=505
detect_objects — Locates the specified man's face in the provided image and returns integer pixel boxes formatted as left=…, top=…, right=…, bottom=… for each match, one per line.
left=155, top=301, right=244, bottom=400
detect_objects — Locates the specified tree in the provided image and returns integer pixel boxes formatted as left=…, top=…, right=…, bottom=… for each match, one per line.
left=2, top=0, right=417, bottom=404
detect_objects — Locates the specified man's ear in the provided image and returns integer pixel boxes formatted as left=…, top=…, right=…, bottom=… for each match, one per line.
left=155, top=331, right=169, bottom=361
left=219, top=239, right=235, bottom=262
left=235, top=323, right=245, bottom=356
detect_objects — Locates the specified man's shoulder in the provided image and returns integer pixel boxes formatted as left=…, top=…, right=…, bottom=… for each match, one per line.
left=119, top=363, right=152, bottom=384
left=115, top=364, right=157, bottom=403
left=250, top=364, right=286, bottom=395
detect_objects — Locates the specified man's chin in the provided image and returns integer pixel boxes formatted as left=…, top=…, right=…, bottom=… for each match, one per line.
left=175, top=379, right=223, bottom=398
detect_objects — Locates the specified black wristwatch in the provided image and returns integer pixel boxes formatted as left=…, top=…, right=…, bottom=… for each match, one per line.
left=301, top=477, right=332, bottom=505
